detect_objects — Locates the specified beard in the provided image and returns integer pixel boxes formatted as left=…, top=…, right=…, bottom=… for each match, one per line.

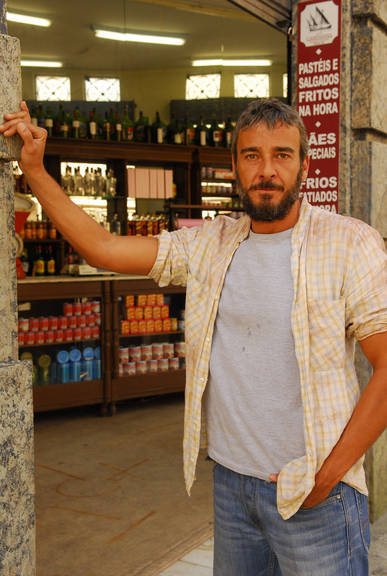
left=236, top=167, right=303, bottom=222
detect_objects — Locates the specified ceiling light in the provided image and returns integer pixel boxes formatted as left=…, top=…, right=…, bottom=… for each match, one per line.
left=94, top=28, right=185, bottom=46
left=6, top=12, right=51, bottom=27
left=192, top=59, right=272, bottom=67
left=21, top=60, right=63, bottom=68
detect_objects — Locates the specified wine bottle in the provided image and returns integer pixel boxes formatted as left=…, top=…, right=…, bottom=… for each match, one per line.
left=115, top=112, right=122, bottom=142
left=72, top=107, right=81, bottom=139
left=134, top=110, right=147, bottom=142
left=88, top=108, right=98, bottom=140
left=211, top=117, right=224, bottom=147
left=198, top=117, right=208, bottom=146
left=185, top=116, right=196, bottom=146
left=44, top=106, right=54, bottom=137
left=46, top=245, right=56, bottom=275
left=103, top=111, right=111, bottom=141
left=152, top=111, right=166, bottom=144
left=121, top=106, right=134, bottom=141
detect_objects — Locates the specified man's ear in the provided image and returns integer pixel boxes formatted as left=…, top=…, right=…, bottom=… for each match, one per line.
left=301, top=154, right=310, bottom=181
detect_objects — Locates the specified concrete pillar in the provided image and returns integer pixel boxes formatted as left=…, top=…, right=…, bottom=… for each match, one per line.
left=0, top=1, right=36, bottom=573
left=291, top=0, right=387, bottom=522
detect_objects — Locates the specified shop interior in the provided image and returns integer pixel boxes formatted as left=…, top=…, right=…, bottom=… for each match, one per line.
left=9, top=1, right=288, bottom=574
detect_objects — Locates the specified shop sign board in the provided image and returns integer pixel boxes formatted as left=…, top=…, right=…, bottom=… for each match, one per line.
left=297, top=0, right=341, bottom=212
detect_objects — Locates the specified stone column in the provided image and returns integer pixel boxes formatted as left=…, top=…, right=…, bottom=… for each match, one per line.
left=0, top=2, right=36, bottom=574
left=291, top=0, right=387, bottom=522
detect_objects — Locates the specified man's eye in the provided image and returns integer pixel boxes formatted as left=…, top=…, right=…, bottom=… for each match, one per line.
left=245, top=153, right=257, bottom=160
left=277, top=153, right=290, bottom=159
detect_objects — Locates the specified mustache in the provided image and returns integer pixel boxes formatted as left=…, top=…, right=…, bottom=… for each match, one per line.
left=248, top=181, right=284, bottom=192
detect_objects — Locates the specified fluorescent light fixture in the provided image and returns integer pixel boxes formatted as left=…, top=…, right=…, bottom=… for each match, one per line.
left=6, top=12, right=51, bottom=27
left=94, top=28, right=185, bottom=46
left=21, top=60, right=63, bottom=68
left=192, top=59, right=272, bottom=67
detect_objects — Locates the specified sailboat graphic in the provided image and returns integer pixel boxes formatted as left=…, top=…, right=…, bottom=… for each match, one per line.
left=308, top=7, right=332, bottom=31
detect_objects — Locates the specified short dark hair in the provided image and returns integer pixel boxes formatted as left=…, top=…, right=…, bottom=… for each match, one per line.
left=232, top=98, right=309, bottom=163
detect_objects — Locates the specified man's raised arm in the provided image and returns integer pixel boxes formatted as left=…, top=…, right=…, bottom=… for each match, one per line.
left=0, top=102, right=159, bottom=275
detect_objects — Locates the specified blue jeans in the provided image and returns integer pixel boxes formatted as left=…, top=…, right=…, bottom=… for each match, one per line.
left=212, top=462, right=370, bottom=576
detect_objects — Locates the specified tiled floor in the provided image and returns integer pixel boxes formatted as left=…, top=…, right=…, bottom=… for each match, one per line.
left=158, top=538, right=214, bottom=576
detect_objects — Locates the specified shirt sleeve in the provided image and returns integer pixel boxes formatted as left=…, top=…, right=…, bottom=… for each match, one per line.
left=147, top=226, right=201, bottom=287
left=345, top=223, right=387, bottom=341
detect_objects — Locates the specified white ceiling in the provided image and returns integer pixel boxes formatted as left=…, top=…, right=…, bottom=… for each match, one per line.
left=7, top=0, right=287, bottom=71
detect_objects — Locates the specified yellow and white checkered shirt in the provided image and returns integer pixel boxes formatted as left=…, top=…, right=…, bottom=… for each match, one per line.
left=148, top=198, right=387, bottom=519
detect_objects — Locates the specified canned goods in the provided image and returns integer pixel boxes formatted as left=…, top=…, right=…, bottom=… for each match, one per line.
left=73, top=301, right=82, bottom=316
left=69, top=348, right=82, bottom=362
left=146, top=319, right=155, bottom=333
left=178, top=320, right=185, bottom=332
left=138, top=320, right=146, bottom=334
left=73, top=327, right=82, bottom=341
left=58, top=363, right=70, bottom=384
left=174, top=341, right=186, bottom=357
left=68, top=316, right=77, bottom=329
left=163, top=342, right=174, bottom=358
left=161, top=305, right=169, bottom=319
left=144, top=306, right=153, bottom=320
left=134, top=306, right=144, bottom=320
left=119, top=347, right=129, bottom=363
left=77, top=314, right=87, bottom=328
left=163, top=318, right=171, bottom=332
left=154, top=319, right=163, bottom=333
left=136, top=360, right=147, bottom=375
left=156, top=294, right=164, bottom=306
left=170, top=318, right=178, bottom=331
left=141, top=345, right=152, bottom=361
left=58, top=316, right=68, bottom=330
left=18, top=332, right=25, bottom=345
left=63, top=302, right=73, bottom=317
left=95, top=314, right=102, bottom=326
left=82, top=359, right=93, bottom=380
left=129, top=320, right=138, bottom=334
left=137, top=294, right=147, bottom=307
left=55, top=329, right=64, bottom=343
left=130, top=346, right=141, bottom=361
left=125, top=295, right=135, bottom=307
left=19, top=317, right=29, bottom=332
left=82, top=326, right=91, bottom=340
left=64, top=329, right=73, bottom=342
left=83, top=301, right=92, bottom=315
left=147, top=359, right=158, bottom=373
left=30, top=317, right=39, bottom=332
left=48, top=316, right=58, bottom=331
left=45, top=330, right=55, bottom=344
left=121, top=320, right=130, bottom=335
left=147, top=294, right=156, bottom=306
left=36, top=331, right=45, bottom=345
left=83, top=347, right=94, bottom=360
left=126, top=307, right=135, bottom=320
left=123, top=362, right=136, bottom=376
left=152, top=343, right=163, bottom=360
left=152, top=306, right=161, bottom=320
left=158, top=358, right=169, bottom=372
left=118, top=363, right=124, bottom=377
left=25, top=332, right=35, bottom=345
left=91, top=300, right=100, bottom=314
left=56, top=349, right=69, bottom=364
left=169, top=357, right=180, bottom=371
left=93, top=359, right=101, bottom=379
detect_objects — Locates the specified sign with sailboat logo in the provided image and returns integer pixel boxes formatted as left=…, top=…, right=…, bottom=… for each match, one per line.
left=297, top=0, right=341, bottom=213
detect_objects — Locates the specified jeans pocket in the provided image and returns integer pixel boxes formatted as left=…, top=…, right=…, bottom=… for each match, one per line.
left=300, top=482, right=343, bottom=511
left=354, top=490, right=370, bottom=553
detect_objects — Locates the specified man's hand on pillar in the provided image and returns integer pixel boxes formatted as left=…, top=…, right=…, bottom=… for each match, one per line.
left=0, top=101, right=47, bottom=176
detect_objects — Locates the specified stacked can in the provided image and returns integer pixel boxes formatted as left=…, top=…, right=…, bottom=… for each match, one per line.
left=120, top=293, right=178, bottom=336
left=118, top=340, right=185, bottom=376
left=18, top=298, right=101, bottom=346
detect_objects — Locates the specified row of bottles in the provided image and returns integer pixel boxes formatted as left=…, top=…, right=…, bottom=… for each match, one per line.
left=20, top=244, right=57, bottom=277
left=31, top=104, right=235, bottom=148
left=127, top=213, right=170, bottom=236
left=61, top=166, right=117, bottom=197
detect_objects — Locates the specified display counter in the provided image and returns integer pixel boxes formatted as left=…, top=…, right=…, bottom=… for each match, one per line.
left=17, top=275, right=186, bottom=415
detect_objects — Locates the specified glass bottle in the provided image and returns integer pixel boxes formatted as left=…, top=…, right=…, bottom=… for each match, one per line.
left=185, top=116, right=196, bottom=146
left=225, top=117, right=234, bottom=148
left=121, top=106, right=134, bottom=142
left=134, top=110, right=147, bottom=142
left=72, top=107, right=81, bottom=138
left=211, top=117, right=224, bottom=147
left=46, top=245, right=56, bottom=275
left=152, top=111, right=166, bottom=144
left=198, top=116, right=208, bottom=146
left=106, top=168, right=117, bottom=197
left=88, top=108, right=98, bottom=140
left=62, top=165, right=74, bottom=195
left=103, top=111, right=111, bottom=141
left=115, top=112, right=122, bottom=142
left=44, top=106, right=54, bottom=137
left=110, top=213, right=121, bottom=235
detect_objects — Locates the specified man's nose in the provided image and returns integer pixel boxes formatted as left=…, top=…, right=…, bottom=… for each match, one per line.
left=259, top=157, right=276, bottom=180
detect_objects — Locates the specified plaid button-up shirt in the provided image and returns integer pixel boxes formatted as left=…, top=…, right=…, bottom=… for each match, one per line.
left=148, top=198, right=387, bottom=519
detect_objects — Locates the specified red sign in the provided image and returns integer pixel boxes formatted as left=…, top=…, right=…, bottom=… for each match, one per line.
left=297, top=0, right=341, bottom=212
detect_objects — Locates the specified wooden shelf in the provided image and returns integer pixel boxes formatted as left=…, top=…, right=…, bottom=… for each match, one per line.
left=119, top=330, right=183, bottom=339
left=33, top=379, right=104, bottom=412
left=112, top=369, right=185, bottom=401
left=20, top=338, right=100, bottom=349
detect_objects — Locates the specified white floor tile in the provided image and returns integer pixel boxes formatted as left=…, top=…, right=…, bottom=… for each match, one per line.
left=159, top=559, right=213, bottom=576
left=180, top=547, right=213, bottom=568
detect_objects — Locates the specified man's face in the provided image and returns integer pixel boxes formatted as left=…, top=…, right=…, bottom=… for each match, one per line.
left=233, top=122, right=309, bottom=223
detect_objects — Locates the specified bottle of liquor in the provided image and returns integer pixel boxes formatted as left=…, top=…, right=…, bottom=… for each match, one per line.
left=34, top=245, right=45, bottom=276
left=103, top=111, right=112, bottom=141
left=134, top=110, right=147, bottom=142
left=198, top=116, right=208, bottom=146
left=46, top=245, right=56, bottom=275
left=44, top=106, right=54, bottom=137
left=121, top=106, right=134, bottom=142
left=115, top=112, right=122, bottom=142
left=152, top=111, right=166, bottom=144
left=106, top=168, right=117, bottom=197
left=88, top=108, right=98, bottom=140
left=225, top=117, right=234, bottom=148
left=57, top=106, right=70, bottom=138
left=20, top=248, right=30, bottom=276
left=62, top=165, right=74, bottom=195
left=72, top=107, right=81, bottom=139
left=79, top=109, right=88, bottom=139
left=173, top=118, right=184, bottom=145
left=110, top=213, right=121, bottom=235
left=185, top=116, right=196, bottom=146
left=211, top=118, right=224, bottom=147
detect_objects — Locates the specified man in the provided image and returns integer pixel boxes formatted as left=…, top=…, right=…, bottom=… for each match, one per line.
left=1, top=99, right=386, bottom=575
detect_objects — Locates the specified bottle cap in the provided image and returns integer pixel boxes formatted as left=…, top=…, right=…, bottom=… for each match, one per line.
left=69, top=348, right=82, bottom=362
left=38, top=354, right=51, bottom=368
left=56, top=350, right=69, bottom=364
left=83, top=347, right=94, bottom=360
